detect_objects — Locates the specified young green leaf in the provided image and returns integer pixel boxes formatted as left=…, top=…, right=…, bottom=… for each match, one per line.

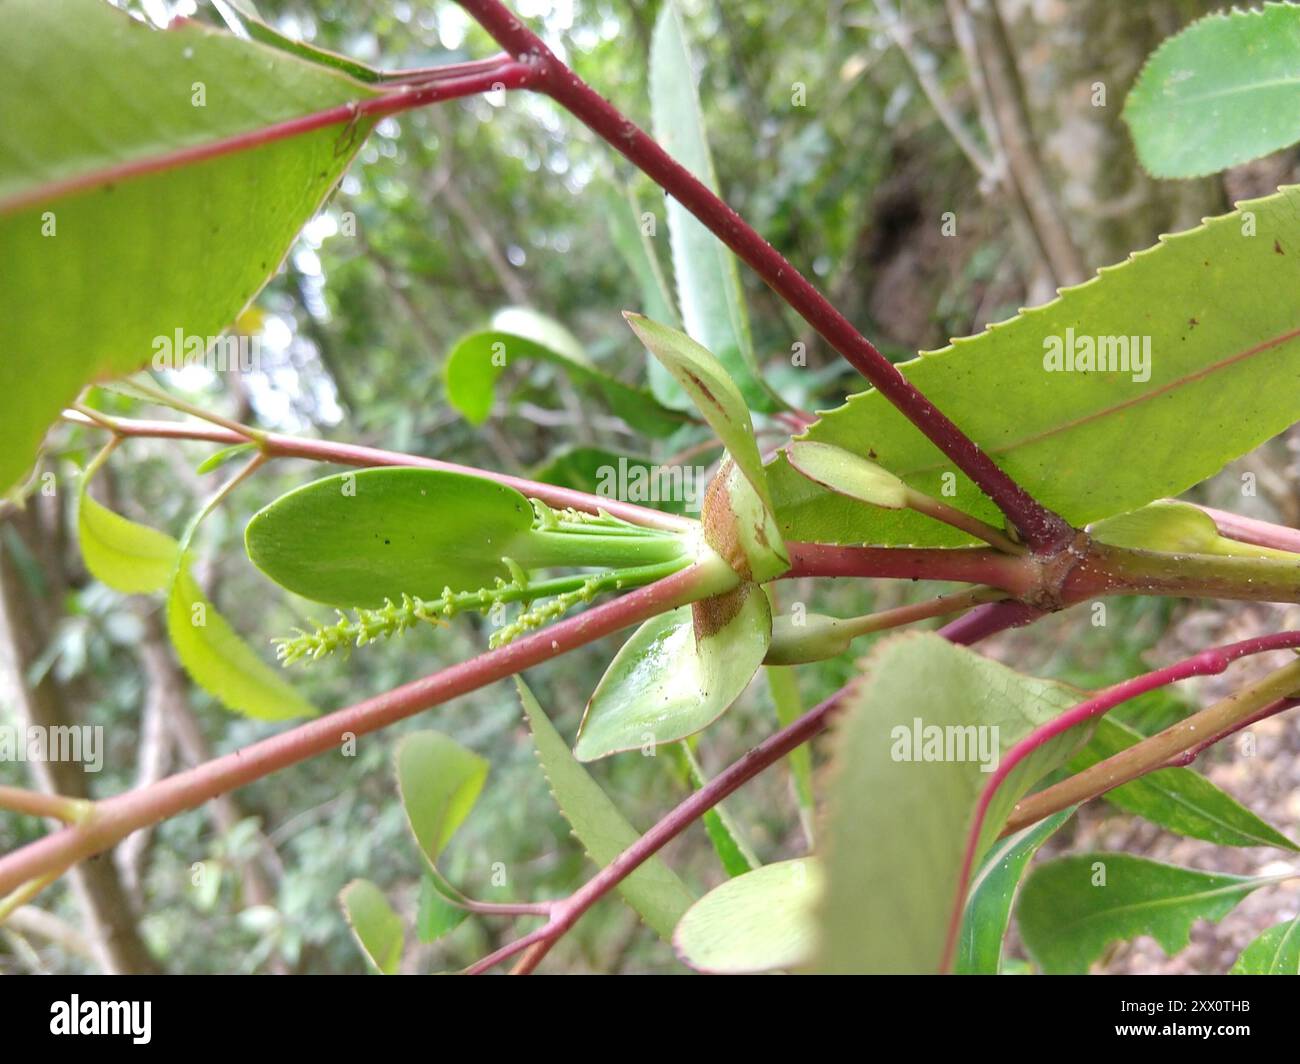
left=786, top=441, right=910, bottom=509
left=648, top=0, right=772, bottom=410
left=1070, top=717, right=1297, bottom=850
left=673, top=859, right=822, bottom=974
left=196, top=443, right=258, bottom=476
left=1091, top=500, right=1300, bottom=560
left=1124, top=4, right=1300, bottom=179
left=166, top=561, right=317, bottom=722
left=77, top=492, right=180, bottom=594
left=444, top=307, right=683, bottom=436
left=1230, top=916, right=1300, bottom=974
left=395, top=731, right=489, bottom=868
left=516, top=679, right=694, bottom=940
left=955, top=808, right=1075, bottom=975
left=574, top=583, right=772, bottom=761
left=0, top=0, right=381, bottom=493
left=770, top=186, right=1300, bottom=547
left=625, top=314, right=772, bottom=510
left=394, top=731, right=488, bottom=939
left=1090, top=500, right=1220, bottom=552
left=765, top=612, right=869, bottom=666
left=338, top=880, right=404, bottom=975
left=1018, top=854, right=1283, bottom=974
left=817, top=632, right=1093, bottom=974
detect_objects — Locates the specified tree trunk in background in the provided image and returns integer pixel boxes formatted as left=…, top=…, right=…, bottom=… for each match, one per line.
left=0, top=505, right=158, bottom=974
left=996, top=0, right=1223, bottom=270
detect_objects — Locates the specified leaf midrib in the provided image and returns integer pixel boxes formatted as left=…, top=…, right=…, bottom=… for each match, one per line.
left=1150, top=75, right=1300, bottom=109
left=1133, top=774, right=1293, bottom=849
left=1263, top=917, right=1300, bottom=973
left=899, top=325, right=1300, bottom=478
left=1045, top=868, right=1300, bottom=941
left=1048, top=875, right=1280, bottom=943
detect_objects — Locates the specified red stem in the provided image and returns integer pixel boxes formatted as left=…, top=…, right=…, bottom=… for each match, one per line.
left=469, top=685, right=851, bottom=975
left=939, top=630, right=1300, bottom=973
left=1163, top=696, right=1300, bottom=768
left=0, top=566, right=705, bottom=897
left=938, top=600, right=1043, bottom=644
left=471, top=575, right=1049, bottom=973
left=453, top=0, right=1072, bottom=553
left=1, top=57, right=535, bottom=215
left=67, top=413, right=690, bottom=532
left=1198, top=505, right=1300, bottom=554
left=786, top=541, right=1035, bottom=593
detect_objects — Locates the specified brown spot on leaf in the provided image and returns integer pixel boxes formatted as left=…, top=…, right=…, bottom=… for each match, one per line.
left=692, top=583, right=750, bottom=641
left=684, top=369, right=725, bottom=414
left=1275, top=239, right=1285, bottom=255
left=701, top=466, right=751, bottom=581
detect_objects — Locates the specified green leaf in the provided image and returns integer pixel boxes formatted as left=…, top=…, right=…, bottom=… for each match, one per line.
left=443, top=307, right=683, bottom=436
left=196, top=443, right=258, bottom=476
left=1070, top=717, right=1297, bottom=849
left=220, top=2, right=385, bottom=83
left=574, top=583, right=772, bottom=761
left=245, top=469, right=541, bottom=609
left=786, top=441, right=910, bottom=509
left=675, top=744, right=758, bottom=877
left=601, top=181, right=689, bottom=410
left=1090, top=500, right=1219, bottom=552
left=673, top=859, right=821, bottom=974
left=956, top=808, right=1075, bottom=975
left=624, top=314, right=771, bottom=510
left=0, top=0, right=380, bottom=492
left=1231, top=916, right=1300, bottom=974
left=339, top=880, right=403, bottom=975
left=247, top=467, right=690, bottom=610
left=166, top=560, right=316, bottom=721
left=1092, top=500, right=1299, bottom=560
left=395, top=731, right=489, bottom=866
left=817, top=632, right=1093, bottom=974
left=77, top=492, right=180, bottom=594
left=770, top=186, right=1300, bottom=546
left=1018, top=854, right=1278, bottom=974
left=1124, top=4, right=1300, bottom=179
left=516, top=678, right=694, bottom=940
left=391, top=727, right=491, bottom=941
left=764, top=663, right=815, bottom=844
left=648, top=0, right=772, bottom=411
left=699, top=808, right=755, bottom=878
left=416, top=872, right=467, bottom=944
